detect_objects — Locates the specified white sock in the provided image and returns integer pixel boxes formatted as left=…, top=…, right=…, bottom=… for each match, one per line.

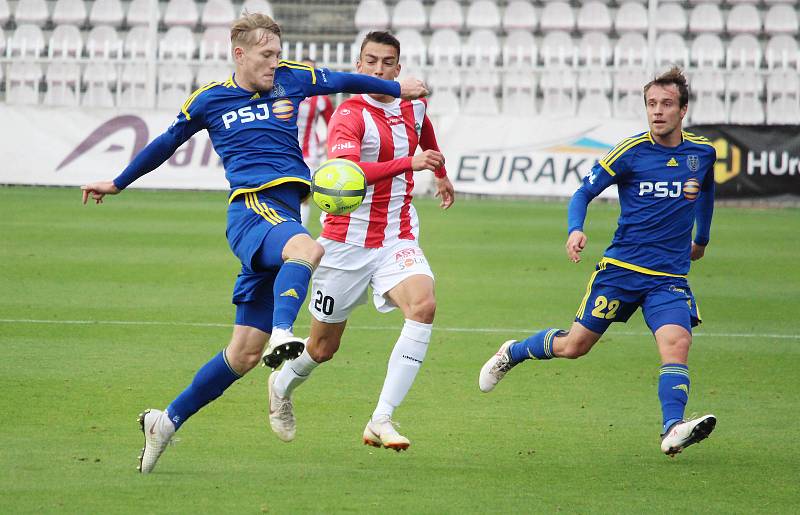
left=273, top=348, right=320, bottom=398
left=300, top=201, right=311, bottom=228
left=372, top=319, right=432, bottom=421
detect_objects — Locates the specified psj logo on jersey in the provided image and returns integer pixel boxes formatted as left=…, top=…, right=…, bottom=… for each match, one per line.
left=639, top=179, right=700, bottom=201
left=222, top=104, right=270, bottom=129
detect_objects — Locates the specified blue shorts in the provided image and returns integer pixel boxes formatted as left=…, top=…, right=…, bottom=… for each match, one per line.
left=574, top=261, right=701, bottom=335
left=227, top=184, right=309, bottom=332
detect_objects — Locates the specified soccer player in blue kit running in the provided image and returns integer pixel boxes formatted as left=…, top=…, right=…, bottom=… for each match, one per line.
left=80, top=13, right=429, bottom=474
left=479, top=67, right=717, bottom=457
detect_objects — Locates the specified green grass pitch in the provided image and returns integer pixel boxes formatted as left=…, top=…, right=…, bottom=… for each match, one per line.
left=1, top=186, right=798, bottom=513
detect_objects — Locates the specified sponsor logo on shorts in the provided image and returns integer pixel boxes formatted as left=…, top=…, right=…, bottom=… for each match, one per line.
left=395, top=248, right=426, bottom=270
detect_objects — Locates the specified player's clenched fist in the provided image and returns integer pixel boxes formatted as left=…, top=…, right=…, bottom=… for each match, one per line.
left=81, top=180, right=120, bottom=205
left=398, top=77, right=429, bottom=99
left=411, top=150, right=445, bottom=172
left=565, top=230, right=587, bottom=263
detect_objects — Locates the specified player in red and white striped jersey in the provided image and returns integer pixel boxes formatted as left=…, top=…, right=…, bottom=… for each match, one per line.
left=269, top=31, right=454, bottom=450
left=296, top=59, right=334, bottom=227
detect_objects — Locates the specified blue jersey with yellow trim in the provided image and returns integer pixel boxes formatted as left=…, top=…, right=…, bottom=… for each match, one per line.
left=574, top=130, right=716, bottom=276
left=113, top=61, right=401, bottom=202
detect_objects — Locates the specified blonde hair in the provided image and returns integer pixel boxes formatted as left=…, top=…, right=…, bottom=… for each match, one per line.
left=230, top=12, right=282, bottom=50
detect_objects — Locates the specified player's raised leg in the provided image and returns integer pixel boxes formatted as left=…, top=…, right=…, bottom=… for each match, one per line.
left=653, top=322, right=716, bottom=456
left=138, top=325, right=267, bottom=473
left=479, top=322, right=601, bottom=392
left=261, top=230, right=324, bottom=369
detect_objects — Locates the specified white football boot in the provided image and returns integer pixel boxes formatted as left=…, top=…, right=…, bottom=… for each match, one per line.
left=479, top=340, right=518, bottom=393
left=267, top=370, right=296, bottom=442
left=363, top=416, right=410, bottom=451
left=660, top=414, right=717, bottom=457
left=137, top=409, right=176, bottom=474
left=262, top=332, right=305, bottom=369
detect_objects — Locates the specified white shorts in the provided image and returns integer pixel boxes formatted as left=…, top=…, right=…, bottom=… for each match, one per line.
left=308, top=237, right=435, bottom=323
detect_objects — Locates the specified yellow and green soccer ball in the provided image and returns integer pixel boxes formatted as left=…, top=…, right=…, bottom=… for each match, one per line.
left=311, top=158, right=367, bottom=215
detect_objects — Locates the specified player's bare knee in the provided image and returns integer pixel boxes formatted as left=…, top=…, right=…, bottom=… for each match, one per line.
left=407, top=297, right=436, bottom=324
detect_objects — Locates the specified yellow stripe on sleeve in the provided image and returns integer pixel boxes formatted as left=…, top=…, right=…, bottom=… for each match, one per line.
left=278, top=60, right=317, bottom=84
left=181, top=82, right=220, bottom=120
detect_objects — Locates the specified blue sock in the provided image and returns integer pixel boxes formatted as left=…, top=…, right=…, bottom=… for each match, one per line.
left=272, top=259, right=313, bottom=330
left=659, top=363, right=690, bottom=433
left=509, top=328, right=563, bottom=363
left=166, top=351, right=241, bottom=430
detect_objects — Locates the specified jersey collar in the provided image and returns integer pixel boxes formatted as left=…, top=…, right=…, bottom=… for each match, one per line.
left=361, top=93, right=401, bottom=109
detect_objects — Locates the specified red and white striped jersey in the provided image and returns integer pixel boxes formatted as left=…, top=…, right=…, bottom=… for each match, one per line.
left=297, top=95, right=334, bottom=169
left=322, top=94, right=442, bottom=248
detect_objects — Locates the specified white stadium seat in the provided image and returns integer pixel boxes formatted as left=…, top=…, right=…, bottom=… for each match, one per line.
left=0, top=27, right=6, bottom=56
left=428, top=29, right=462, bottom=65
left=614, top=32, right=647, bottom=67
left=578, top=32, right=612, bottom=65
left=728, top=69, right=763, bottom=96
left=502, top=1, right=536, bottom=32
left=159, top=26, right=195, bottom=59
left=654, top=32, right=688, bottom=67
left=576, top=2, right=611, bottom=33
left=463, top=69, right=499, bottom=95
left=121, top=63, right=147, bottom=87
left=540, top=68, right=575, bottom=92
left=119, top=85, right=150, bottom=108
left=691, top=69, right=725, bottom=95
left=688, top=4, right=723, bottom=34
left=44, top=83, right=79, bottom=106
left=158, top=86, right=190, bottom=110
left=14, top=0, right=49, bottom=25
left=690, top=34, right=724, bottom=68
left=690, top=93, right=726, bottom=124
left=86, top=25, right=122, bottom=58
left=48, top=24, right=83, bottom=58
left=578, top=69, right=611, bottom=94
left=502, top=30, right=537, bottom=67
left=158, top=63, right=193, bottom=109
left=200, top=26, right=231, bottom=60
left=540, top=31, right=574, bottom=65
left=726, top=4, right=761, bottom=35
left=614, top=93, right=644, bottom=120
left=90, top=0, right=124, bottom=26
left=83, top=62, right=117, bottom=85
left=465, top=0, right=500, bottom=31
left=354, top=0, right=389, bottom=30
left=241, top=0, right=273, bottom=17
left=615, top=2, right=647, bottom=33
left=767, top=96, right=800, bottom=124
left=52, top=0, right=86, bottom=26
left=540, top=90, right=575, bottom=117
left=196, top=64, right=232, bottom=85
left=655, top=4, right=687, bottom=34
left=6, top=63, right=43, bottom=105
left=8, top=24, right=46, bottom=57
left=125, top=0, right=155, bottom=26
left=764, top=5, right=799, bottom=35
left=395, top=28, right=426, bottom=67
left=463, top=89, right=499, bottom=116
left=427, top=66, right=461, bottom=93
left=727, top=34, right=762, bottom=69
left=729, top=95, right=765, bottom=124
left=202, top=0, right=235, bottom=28
left=464, top=29, right=500, bottom=65
left=540, top=1, right=574, bottom=32
left=766, top=35, right=800, bottom=69
left=125, top=26, right=153, bottom=58
left=502, top=90, right=536, bottom=117
left=0, top=0, right=9, bottom=25
left=427, top=90, right=460, bottom=116
left=502, top=69, right=536, bottom=95
left=767, top=70, right=800, bottom=97
left=578, top=91, right=612, bottom=118
left=46, top=62, right=81, bottom=85
left=392, top=0, right=426, bottom=30
left=429, top=0, right=463, bottom=30
left=163, top=0, right=199, bottom=27
left=81, top=83, right=115, bottom=107
left=614, top=68, right=648, bottom=94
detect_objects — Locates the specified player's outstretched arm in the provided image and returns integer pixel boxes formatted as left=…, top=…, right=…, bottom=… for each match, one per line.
left=566, top=230, right=587, bottom=263
left=81, top=180, right=120, bottom=205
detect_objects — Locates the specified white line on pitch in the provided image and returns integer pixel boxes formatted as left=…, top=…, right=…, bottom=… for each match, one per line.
left=0, top=318, right=798, bottom=340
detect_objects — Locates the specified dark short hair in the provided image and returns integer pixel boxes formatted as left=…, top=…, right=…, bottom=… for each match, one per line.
left=359, top=31, right=401, bottom=59
left=643, top=66, right=689, bottom=108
